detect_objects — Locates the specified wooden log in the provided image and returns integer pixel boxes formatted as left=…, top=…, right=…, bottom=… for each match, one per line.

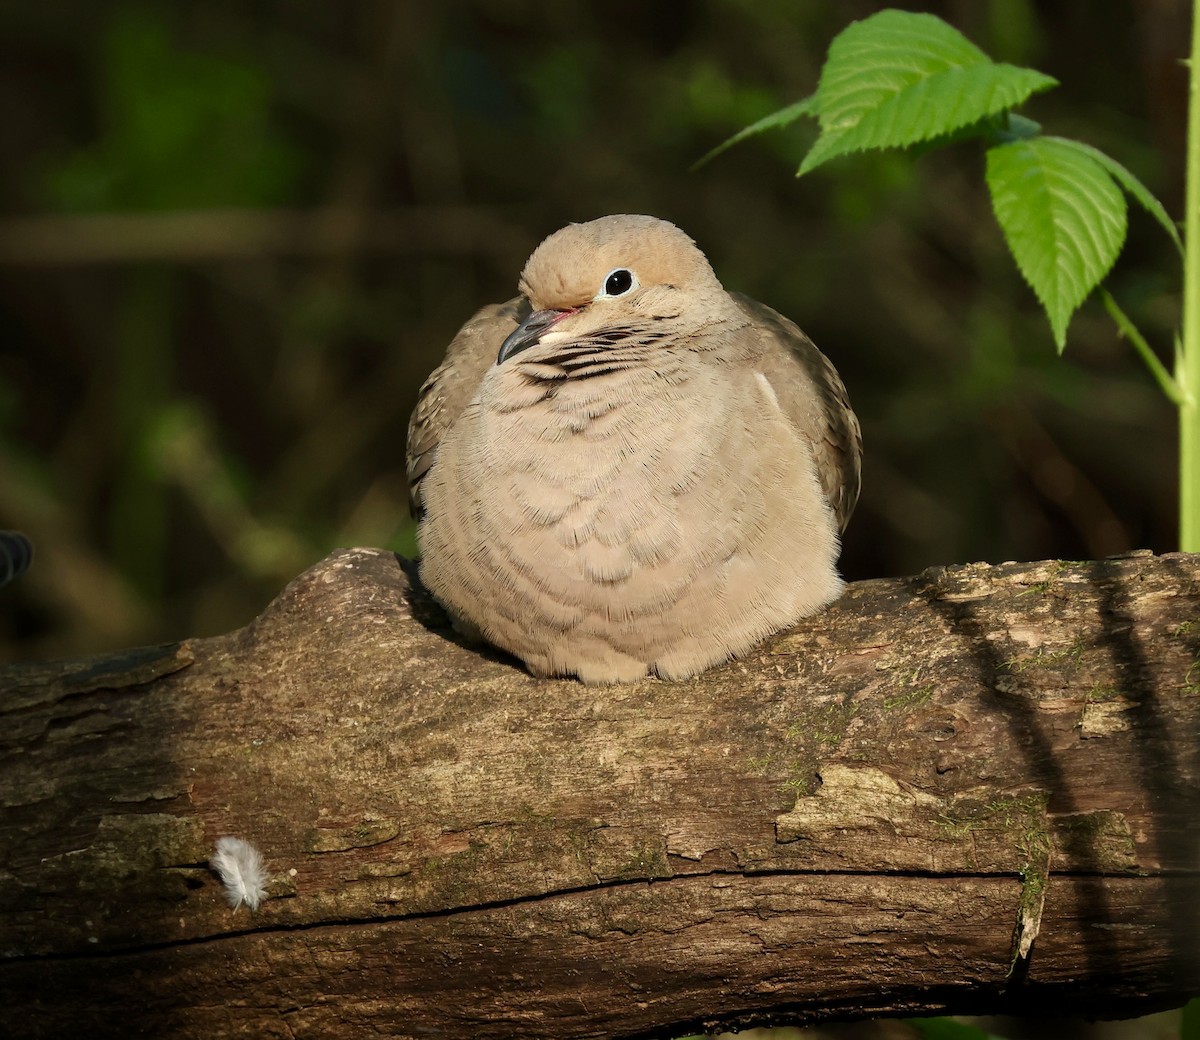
left=1, top=548, right=1198, bottom=1038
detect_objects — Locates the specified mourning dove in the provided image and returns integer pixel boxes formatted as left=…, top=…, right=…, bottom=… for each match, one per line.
left=407, top=214, right=861, bottom=684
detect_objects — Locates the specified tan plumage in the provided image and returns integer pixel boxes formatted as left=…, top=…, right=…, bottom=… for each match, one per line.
left=407, top=214, right=861, bottom=684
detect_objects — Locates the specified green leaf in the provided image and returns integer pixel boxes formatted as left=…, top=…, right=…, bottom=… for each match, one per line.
left=691, top=95, right=817, bottom=170
left=986, top=136, right=1128, bottom=349
left=1044, top=136, right=1184, bottom=256
left=799, top=9, right=1057, bottom=175
left=998, top=113, right=1043, bottom=141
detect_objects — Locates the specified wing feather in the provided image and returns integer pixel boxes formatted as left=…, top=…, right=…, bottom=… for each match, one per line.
left=732, top=293, right=862, bottom=532
left=406, top=298, right=527, bottom=515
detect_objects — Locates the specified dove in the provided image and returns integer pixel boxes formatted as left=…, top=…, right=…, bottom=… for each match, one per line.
left=407, top=214, right=860, bottom=684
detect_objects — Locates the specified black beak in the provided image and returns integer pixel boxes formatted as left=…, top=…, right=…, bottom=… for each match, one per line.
left=497, top=308, right=573, bottom=365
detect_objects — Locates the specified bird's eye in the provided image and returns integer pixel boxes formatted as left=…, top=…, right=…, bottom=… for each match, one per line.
left=600, top=268, right=636, bottom=297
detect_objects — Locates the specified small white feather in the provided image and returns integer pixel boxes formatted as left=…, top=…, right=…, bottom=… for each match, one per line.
left=211, top=836, right=268, bottom=911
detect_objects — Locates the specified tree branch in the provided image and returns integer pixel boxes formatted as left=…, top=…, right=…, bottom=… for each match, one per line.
left=0, top=205, right=527, bottom=265
left=2, top=549, right=1199, bottom=1038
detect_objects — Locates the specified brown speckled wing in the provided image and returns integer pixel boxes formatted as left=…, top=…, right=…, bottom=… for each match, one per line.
left=406, top=298, right=528, bottom=516
left=732, top=293, right=862, bottom=533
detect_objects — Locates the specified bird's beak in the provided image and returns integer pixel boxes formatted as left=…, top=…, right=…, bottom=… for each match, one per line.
left=497, top=308, right=576, bottom=365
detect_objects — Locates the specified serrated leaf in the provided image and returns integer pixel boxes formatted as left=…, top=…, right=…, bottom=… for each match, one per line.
left=986, top=137, right=1128, bottom=349
left=1003, top=113, right=1043, bottom=140
left=692, top=95, right=816, bottom=170
left=799, top=9, right=1057, bottom=175
left=1044, top=136, right=1183, bottom=256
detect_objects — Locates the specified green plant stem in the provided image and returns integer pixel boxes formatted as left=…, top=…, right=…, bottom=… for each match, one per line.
left=1182, top=0, right=1200, bottom=551
left=1100, top=289, right=1185, bottom=405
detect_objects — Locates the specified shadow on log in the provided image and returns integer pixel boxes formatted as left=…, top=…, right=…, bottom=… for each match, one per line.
left=1, top=548, right=1199, bottom=1038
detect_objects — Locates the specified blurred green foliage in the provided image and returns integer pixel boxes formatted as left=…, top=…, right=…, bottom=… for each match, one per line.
left=46, top=6, right=304, bottom=211
left=1183, top=998, right=1200, bottom=1040
left=909, top=1021, right=1004, bottom=1040
left=37, top=6, right=307, bottom=599
left=0, top=0, right=1188, bottom=665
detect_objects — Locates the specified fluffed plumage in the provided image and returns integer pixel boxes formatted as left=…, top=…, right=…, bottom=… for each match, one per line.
left=211, top=836, right=268, bottom=911
left=407, top=214, right=861, bottom=684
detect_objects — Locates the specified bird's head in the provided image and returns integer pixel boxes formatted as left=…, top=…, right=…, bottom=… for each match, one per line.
left=497, top=214, right=727, bottom=365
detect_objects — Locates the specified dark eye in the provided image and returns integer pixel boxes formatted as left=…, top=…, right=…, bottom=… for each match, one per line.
left=603, top=268, right=635, bottom=296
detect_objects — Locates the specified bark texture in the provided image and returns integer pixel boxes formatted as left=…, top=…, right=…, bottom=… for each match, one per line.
left=1, top=548, right=1199, bottom=1039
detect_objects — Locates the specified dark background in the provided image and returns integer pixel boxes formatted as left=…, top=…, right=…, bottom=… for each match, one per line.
left=0, top=0, right=1188, bottom=663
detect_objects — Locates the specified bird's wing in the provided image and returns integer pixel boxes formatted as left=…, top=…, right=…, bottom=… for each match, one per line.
left=406, top=298, right=528, bottom=516
left=732, top=292, right=862, bottom=533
